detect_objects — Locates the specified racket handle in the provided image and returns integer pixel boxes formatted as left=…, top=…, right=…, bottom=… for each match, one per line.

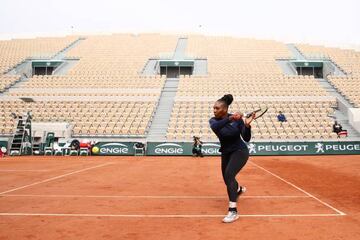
left=245, top=112, right=253, bottom=118
left=245, top=109, right=261, bottom=118
left=231, top=112, right=243, bottom=121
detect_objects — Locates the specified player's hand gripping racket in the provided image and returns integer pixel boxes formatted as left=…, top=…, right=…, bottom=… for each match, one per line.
left=245, top=108, right=268, bottom=120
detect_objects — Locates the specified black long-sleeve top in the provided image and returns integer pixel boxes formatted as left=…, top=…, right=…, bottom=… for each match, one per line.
left=209, top=114, right=251, bottom=154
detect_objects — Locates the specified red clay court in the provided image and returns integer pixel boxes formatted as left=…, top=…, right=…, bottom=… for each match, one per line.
left=0, top=155, right=359, bottom=239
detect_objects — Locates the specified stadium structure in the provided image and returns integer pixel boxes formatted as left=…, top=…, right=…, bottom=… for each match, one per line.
left=0, top=34, right=359, bottom=156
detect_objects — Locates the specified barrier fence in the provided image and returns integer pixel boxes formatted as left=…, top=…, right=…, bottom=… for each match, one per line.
left=89, top=141, right=360, bottom=156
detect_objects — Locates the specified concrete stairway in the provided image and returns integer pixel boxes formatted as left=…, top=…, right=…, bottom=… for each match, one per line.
left=53, top=37, right=85, bottom=60
left=142, top=59, right=158, bottom=76
left=333, top=110, right=360, bottom=138
left=316, top=78, right=360, bottom=138
left=284, top=43, right=360, bottom=139
left=276, top=60, right=297, bottom=75
left=286, top=43, right=306, bottom=60
left=1, top=38, right=85, bottom=93
left=193, top=59, right=208, bottom=75
left=147, top=78, right=179, bottom=141
left=173, top=38, right=187, bottom=59
left=53, top=60, right=79, bottom=75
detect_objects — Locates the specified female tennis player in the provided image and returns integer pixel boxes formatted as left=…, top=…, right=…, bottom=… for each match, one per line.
left=209, top=94, right=255, bottom=223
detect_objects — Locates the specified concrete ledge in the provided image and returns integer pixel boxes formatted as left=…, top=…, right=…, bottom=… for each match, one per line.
left=348, top=108, right=360, bottom=133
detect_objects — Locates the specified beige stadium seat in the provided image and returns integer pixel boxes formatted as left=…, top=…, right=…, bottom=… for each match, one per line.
left=3, top=35, right=354, bottom=140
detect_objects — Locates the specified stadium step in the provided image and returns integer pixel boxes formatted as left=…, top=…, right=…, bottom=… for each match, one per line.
left=0, top=38, right=85, bottom=95
left=287, top=44, right=306, bottom=60
left=147, top=78, right=179, bottom=141
left=52, top=60, right=80, bottom=75
left=316, top=78, right=360, bottom=138
left=193, top=59, right=208, bottom=76
left=276, top=60, right=297, bottom=75
left=141, top=59, right=158, bottom=76
left=323, top=61, right=346, bottom=76
left=53, top=37, right=85, bottom=60
left=334, top=110, right=360, bottom=138
left=282, top=43, right=359, bottom=139
left=173, top=37, right=187, bottom=59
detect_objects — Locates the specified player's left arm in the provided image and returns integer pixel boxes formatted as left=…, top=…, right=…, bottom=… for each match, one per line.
left=240, top=113, right=255, bottom=142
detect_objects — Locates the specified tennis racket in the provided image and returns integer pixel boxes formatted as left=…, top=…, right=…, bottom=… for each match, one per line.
left=245, top=108, right=268, bottom=120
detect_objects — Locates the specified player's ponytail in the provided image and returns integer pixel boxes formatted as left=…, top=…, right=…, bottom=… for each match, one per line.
left=218, top=94, right=233, bottom=107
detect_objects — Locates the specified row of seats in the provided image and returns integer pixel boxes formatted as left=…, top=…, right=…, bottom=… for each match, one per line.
left=23, top=75, right=166, bottom=88
left=0, top=75, right=21, bottom=92
left=0, top=101, right=156, bottom=136
left=8, top=92, right=160, bottom=97
left=17, top=34, right=176, bottom=91
left=0, top=36, right=77, bottom=74
left=185, top=35, right=292, bottom=60
left=296, top=43, right=360, bottom=107
left=166, top=100, right=337, bottom=140
left=177, top=75, right=327, bottom=97
left=0, top=36, right=76, bottom=93
left=0, top=34, right=357, bottom=141
left=165, top=36, right=340, bottom=140
left=0, top=34, right=178, bottom=137
left=327, top=76, right=360, bottom=107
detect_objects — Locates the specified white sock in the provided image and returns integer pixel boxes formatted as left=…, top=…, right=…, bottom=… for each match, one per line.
left=238, top=186, right=241, bottom=192
left=229, top=201, right=237, bottom=208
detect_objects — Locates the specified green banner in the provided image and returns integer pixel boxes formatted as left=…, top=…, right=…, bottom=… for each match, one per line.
left=159, top=60, right=194, bottom=67
left=247, top=141, right=360, bottom=155
left=291, top=60, right=323, bottom=68
left=201, top=143, right=221, bottom=155
left=0, top=141, right=8, bottom=149
left=146, top=142, right=193, bottom=156
left=146, top=142, right=221, bottom=156
left=146, top=141, right=360, bottom=156
left=32, top=60, right=63, bottom=67
left=91, top=142, right=136, bottom=156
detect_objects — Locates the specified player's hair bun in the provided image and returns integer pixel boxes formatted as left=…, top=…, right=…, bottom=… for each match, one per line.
left=220, top=94, right=233, bottom=106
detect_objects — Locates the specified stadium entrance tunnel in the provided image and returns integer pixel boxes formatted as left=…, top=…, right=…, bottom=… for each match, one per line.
left=141, top=58, right=207, bottom=77
left=276, top=59, right=346, bottom=78
left=159, top=60, right=194, bottom=78
left=292, top=60, right=323, bottom=78
left=5, top=58, right=80, bottom=77
left=32, top=60, right=63, bottom=76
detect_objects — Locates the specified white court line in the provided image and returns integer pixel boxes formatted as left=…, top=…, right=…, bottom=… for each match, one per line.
left=0, top=162, right=114, bottom=195
left=249, top=161, right=346, bottom=216
left=0, top=194, right=311, bottom=199
left=0, top=212, right=345, bottom=218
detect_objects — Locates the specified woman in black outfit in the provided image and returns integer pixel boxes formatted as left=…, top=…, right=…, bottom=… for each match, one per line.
left=209, top=94, right=255, bottom=223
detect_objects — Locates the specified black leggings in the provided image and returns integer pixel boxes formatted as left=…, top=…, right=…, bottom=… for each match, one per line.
left=221, top=149, right=249, bottom=202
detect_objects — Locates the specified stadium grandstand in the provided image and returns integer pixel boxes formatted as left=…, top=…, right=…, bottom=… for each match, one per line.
left=0, top=34, right=359, bottom=156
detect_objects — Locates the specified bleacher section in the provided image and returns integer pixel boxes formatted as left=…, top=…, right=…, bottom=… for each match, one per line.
left=327, top=76, right=360, bottom=107
left=1, top=100, right=156, bottom=136
left=0, top=34, right=178, bottom=137
left=7, top=88, right=161, bottom=97
left=177, top=74, right=327, bottom=97
left=296, top=44, right=360, bottom=107
left=0, top=36, right=77, bottom=91
left=0, top=75, right=21, bottom=92
left=0, top=34, right=358, bottom=141
left=167, top=99, right=337, bottom=141
left=166, top=36, right=337, bottom=140
left=21, top=75, right=166, bottom=88
left=0, top=36, right=77, bottom=73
